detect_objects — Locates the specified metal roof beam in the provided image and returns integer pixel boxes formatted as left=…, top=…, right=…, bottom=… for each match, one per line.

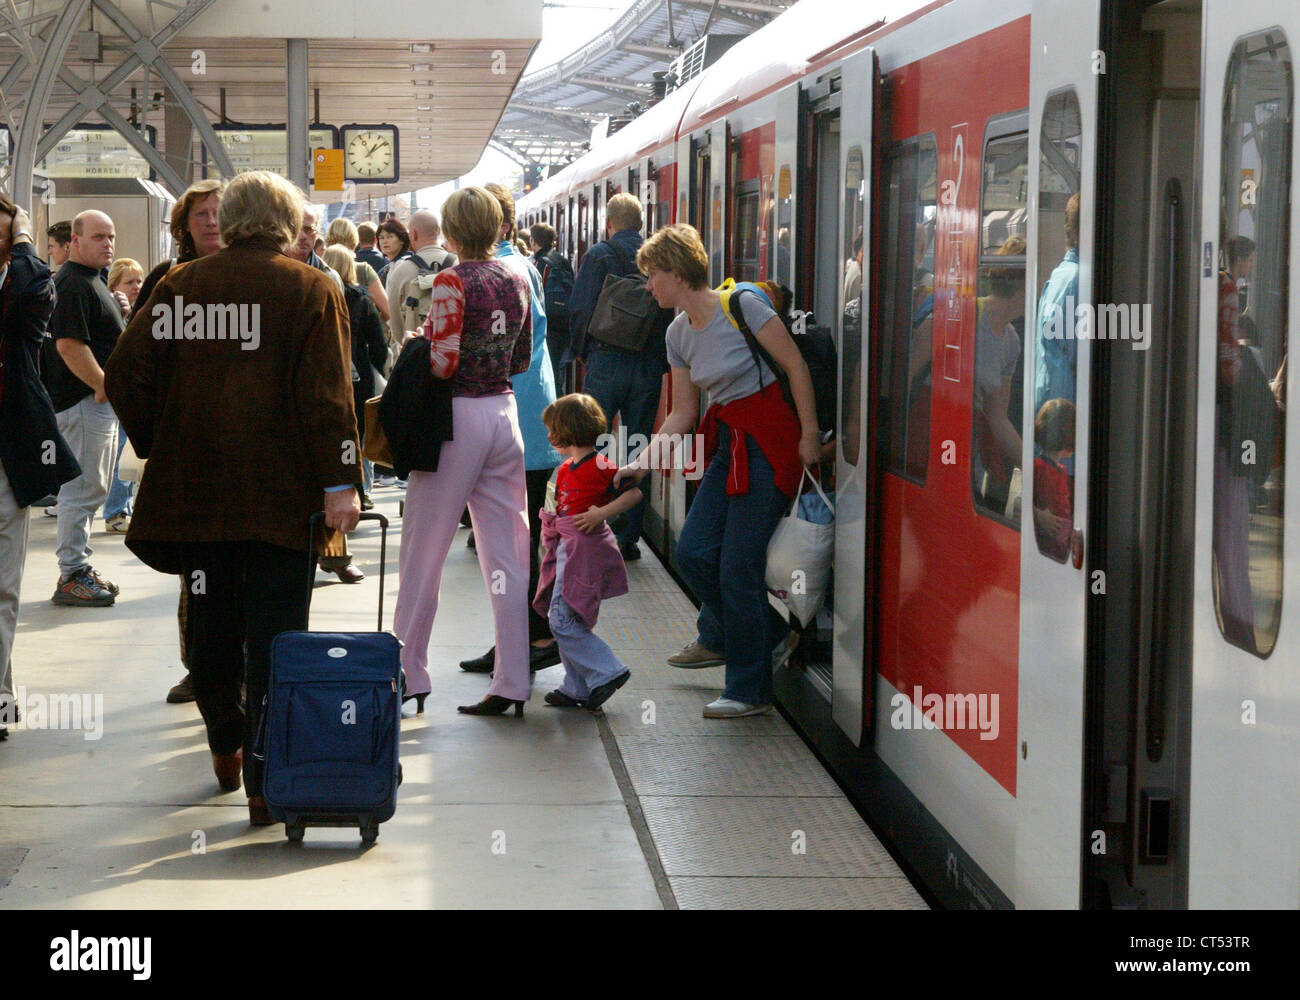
left=623, top=42, right=680, bottom=59
left=570, top=75, right=646, bottom=97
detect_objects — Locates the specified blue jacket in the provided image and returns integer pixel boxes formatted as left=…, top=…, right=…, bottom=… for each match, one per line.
left=495, top=240, right=561, bottom=470
left=568, top=229, right=644, bottom=361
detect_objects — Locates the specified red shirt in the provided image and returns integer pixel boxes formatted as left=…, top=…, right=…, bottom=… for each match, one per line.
left=555, top=451, right=621, bottom=516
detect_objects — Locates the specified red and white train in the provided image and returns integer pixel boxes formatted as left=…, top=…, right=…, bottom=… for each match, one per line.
left=518, top=0, right=1298, bottom=909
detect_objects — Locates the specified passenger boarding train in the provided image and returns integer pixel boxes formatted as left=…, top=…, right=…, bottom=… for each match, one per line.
left=518, top=0, right=1297, bottom=909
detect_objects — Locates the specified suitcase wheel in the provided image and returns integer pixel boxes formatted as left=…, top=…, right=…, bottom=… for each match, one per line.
left=360, top=822, right=379, bottom=845
left=286, top=823, right=305, bottom=844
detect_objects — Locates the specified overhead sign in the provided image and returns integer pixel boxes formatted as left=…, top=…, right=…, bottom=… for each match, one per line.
left=205, top=125, right=338, bottom=179
left=8, top=125, right=157, bottom=179
left=313, top=148, right=344, bottom=192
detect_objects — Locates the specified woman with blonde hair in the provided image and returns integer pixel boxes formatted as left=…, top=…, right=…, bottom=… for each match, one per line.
left=392, top=186, right=534, bottom=718
left=326, top=217, right=390, bottom=322
left=617, top=223, right=820, bottom=719
left=101, top=258, right=146, bottom=534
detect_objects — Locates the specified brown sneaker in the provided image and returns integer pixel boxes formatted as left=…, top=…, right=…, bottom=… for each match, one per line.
left=666, top=641, right=724, bottom=669
left=166, top=673, right=195, bottom=704
left=248, top=796, right=274, bottom=826
left=212, top=750, right=242, bottom=792
left=51, top=568, right=116, bottom=607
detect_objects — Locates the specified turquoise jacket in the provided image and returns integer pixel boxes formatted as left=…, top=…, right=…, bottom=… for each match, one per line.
left=495, top=240, right=561, bottom=470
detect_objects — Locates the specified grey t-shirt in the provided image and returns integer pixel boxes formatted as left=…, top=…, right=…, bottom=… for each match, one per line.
left=665, top=293, right=780, bottom=405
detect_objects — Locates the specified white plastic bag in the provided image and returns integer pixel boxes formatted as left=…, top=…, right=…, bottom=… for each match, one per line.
left=116, top=437, right=146, bottom=483
left=766, top=468, right=835, bottom=627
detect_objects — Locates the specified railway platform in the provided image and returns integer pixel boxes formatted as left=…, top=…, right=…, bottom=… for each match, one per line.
left=0, top=486, right=925, bottom=910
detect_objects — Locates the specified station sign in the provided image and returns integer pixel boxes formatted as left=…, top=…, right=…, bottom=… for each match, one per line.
left=0, top=124, right=157, bottom=180
left=202, top=124, right=339, bottom=179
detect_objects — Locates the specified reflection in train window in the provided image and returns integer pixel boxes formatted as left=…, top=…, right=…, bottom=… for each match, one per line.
left=981, top=133, right=1029, bottom=253
left=711, top=182, right=724, bottom=285
left=776, top=165, right=793, bottom=287
left=1032, top=89, right=1082, bottom=561
left=879, top=135, right=937, bottom=483
left=841, top=145, right=866, bottom=467
left=733, top=181, right=761, bottom=283
left=971, top=130, right=1028, bottom=523
left=1213, top=30, right=1290, bottom=658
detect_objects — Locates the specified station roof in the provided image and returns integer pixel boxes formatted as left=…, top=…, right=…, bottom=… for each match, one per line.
left=0, top=0, right=543, bottom=197
left=493, top=0, right=789, bottom=167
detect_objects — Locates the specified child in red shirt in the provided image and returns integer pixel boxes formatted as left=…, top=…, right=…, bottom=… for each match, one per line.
left=1032, top=397, right=1075, bottom=561
left=533, top=394, right=643, bottom=711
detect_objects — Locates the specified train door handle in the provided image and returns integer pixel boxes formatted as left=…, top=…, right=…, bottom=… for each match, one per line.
left=1071, top=529, right=1085, bottom=570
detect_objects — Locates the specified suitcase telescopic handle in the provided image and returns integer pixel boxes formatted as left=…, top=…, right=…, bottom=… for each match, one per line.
left=309, top=510, right=389, bottom=631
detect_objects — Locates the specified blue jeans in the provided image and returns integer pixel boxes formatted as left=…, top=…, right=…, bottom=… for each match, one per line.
left=102, top=421, right=135, bottom=520
left=550, top=540, right=627, bottom=699
left=584, top=347, right=662, bottom=548
left=677, top=431, right=789, bottom=705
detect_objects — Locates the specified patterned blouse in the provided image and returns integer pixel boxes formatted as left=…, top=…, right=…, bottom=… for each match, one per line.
left=421, top=259, right=533, bottom=396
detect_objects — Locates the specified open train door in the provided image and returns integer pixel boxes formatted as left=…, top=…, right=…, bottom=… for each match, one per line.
left=1188, top=0, right=1299, bottom=907
left=832, top=47, right=877, bottom=745
left=1016, top=0, right=1101, bottom=908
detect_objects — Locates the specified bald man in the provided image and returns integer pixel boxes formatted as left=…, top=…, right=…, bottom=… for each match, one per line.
left=45, top=210, right=124, bottom=606
left=383, top=208, right=456, bottom=351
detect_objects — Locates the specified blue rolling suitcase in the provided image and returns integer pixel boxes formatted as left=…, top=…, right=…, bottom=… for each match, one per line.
left=257, top=511, right=402, bottom=845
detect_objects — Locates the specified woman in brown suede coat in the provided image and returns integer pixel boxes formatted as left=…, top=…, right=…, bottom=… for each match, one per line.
left=105, top=170, right=361, bottom=825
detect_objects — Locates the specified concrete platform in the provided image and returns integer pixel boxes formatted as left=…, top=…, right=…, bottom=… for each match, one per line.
left=0, top=485, right=924, bottom=910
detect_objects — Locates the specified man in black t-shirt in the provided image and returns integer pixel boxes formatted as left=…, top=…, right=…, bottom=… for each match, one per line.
left=45, top=210, right=124, bottom=607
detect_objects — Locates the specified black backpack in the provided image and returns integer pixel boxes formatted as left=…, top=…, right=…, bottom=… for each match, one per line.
left=539, top=250, right=574, bottom=333
left=720, top=281, right=839, bottom=434
left=586, top=240, right=672, bottom=353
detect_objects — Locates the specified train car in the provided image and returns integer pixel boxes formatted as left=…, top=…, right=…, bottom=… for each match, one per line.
left=517, top=0, right=1299, bottom=910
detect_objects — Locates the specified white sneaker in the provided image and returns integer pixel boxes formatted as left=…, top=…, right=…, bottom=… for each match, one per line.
left=395, top=478, right=407, bottom=489
left=374, top=475, right=397, bottom=488
left=43, top=506, right=57, bottom=517
left=703, top=697, right=772, bottom=719
left=772, top=632, right=799, bottom=671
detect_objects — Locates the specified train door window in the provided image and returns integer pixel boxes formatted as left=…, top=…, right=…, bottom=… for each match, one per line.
left=732, top=180, right=761, bottom=283
left=693, top=140, right=711, bottom=253
left=1031, top=89, right=1083, bottom=559
left=841, top=144, right=866, bottom=466
left=813, top=112, right=841, bottom=327
left=972, top=126, right=1030, bottom=524
left=1213, top=30, right=1290, bottom=657
left=879, top=135, right=938, bottom=482
left=776, top=165, right=793, bottom=286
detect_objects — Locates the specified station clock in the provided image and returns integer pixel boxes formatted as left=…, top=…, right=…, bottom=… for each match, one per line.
left=340, top=124, right=400, bottom=183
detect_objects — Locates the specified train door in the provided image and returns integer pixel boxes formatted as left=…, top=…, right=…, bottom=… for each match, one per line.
left=1188, top=0, right=1299, bottom=907
left=773, top=85, right=798, bottom=290
left=709, top=122, right=729, bottom=284
left=833, top=49, right=876, bottom=744
left=799, top=78, right=842, bottom=327
left=1016, top=0, right=1101, bottom=908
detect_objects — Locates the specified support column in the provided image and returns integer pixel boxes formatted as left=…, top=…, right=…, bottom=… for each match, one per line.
left=163, top=89, right=195, bottom=188
left=286, top=39, right=309, bottom=192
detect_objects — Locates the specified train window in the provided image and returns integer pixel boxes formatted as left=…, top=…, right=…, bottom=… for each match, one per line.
left=1212, top=30, right=1290, bottom=658
left=775, top=165, right=793, bottom=287
left=711, top=182, right=724, bottom=285
left=1032, top=89, right=1082, bottom=560
left=733, top=181, right=761, bottom=283
left=841, top=145, right=866, bottom=467
left=971, top=129, right=1029, bottom=523
left=878, top=135, right=937, bottom=482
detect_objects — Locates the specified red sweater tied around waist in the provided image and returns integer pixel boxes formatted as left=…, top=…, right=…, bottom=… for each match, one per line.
left=692, top=380, right=804, bottom=499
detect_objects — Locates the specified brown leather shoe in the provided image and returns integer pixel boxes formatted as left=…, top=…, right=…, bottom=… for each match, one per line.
left=335, top=564, right=365, bottom=584
left=212, top=750, right=242, bottom=792
left=248, top=795, right=273, bottom=826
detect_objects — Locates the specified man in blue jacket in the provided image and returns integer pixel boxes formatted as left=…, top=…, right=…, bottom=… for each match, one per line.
left=0, top=197, right=81, bottom=739
left=567, top=193, right=665, bottom=561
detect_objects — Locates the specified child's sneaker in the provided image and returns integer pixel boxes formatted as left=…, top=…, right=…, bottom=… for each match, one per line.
left=52, top=568, right=116, bottom=607
left=586, top=670, right=630, bottom=711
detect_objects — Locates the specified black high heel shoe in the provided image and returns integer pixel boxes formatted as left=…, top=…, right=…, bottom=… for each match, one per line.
left=457, top=695, right=524, bottom=718
left=403, top=692, right=427, bottom=715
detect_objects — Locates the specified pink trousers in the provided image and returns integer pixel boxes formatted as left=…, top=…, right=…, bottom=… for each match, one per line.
left=393, top=393, right=531, bottom=702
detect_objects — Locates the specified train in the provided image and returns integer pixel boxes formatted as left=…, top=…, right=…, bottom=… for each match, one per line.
left=517, top=0, right=1297, bottom=909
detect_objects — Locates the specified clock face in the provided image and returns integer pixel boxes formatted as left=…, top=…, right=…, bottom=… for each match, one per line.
left=343, top=128, right=397, bottom=180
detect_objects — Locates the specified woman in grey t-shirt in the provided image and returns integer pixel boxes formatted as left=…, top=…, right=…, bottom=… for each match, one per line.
left=616, top=224, right=821, bottom=718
